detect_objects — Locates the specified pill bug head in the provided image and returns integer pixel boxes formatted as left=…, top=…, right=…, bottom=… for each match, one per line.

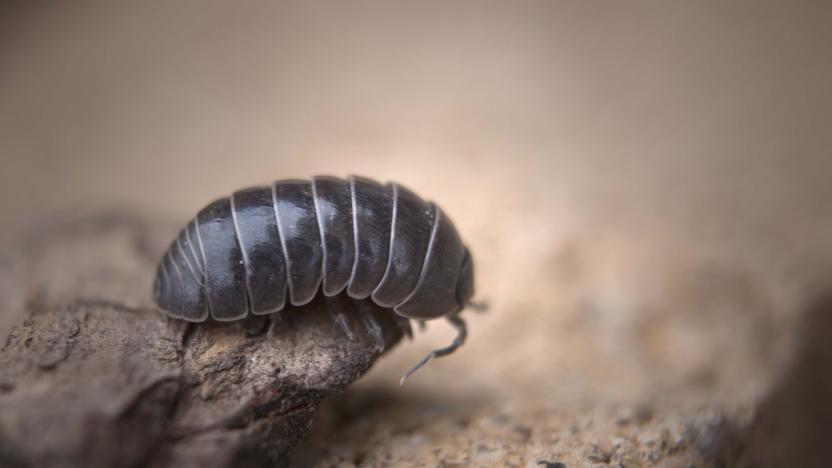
left=454, top=247, right=475, bottom=310
left=399, top=246, right=476, bottom=384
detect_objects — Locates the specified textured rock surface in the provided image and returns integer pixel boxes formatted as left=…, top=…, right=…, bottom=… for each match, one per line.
left=0, top=215, right=403, bottom=468
left=294, top=394, right=749, bottom=467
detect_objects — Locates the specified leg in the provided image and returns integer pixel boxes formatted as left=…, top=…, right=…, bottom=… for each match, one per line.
left=392, top=314, right=413, bottom=340
left=266, top=311, right=284, bottom=339
left=243, top=313, right=269, bottom=336
left=400, top=314, right=467, bottom=385
left=359, top=308, right=385, bottom=353
left=330, top=307, right=355, bottom=341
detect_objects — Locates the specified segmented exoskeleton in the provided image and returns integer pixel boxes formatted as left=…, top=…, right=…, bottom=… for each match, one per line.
left=154, top=176, right=477, bottom=381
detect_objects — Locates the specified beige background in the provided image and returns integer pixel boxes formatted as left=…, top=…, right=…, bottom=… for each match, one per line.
left=2, top=1, right=832, bottom=465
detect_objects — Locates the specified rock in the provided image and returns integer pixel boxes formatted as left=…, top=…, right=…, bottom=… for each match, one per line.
left=0, top=213, right=403, bottom=468
left=737, top=292, right=832, bottom=468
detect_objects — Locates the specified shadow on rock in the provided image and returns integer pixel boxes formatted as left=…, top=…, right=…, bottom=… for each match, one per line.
left=736, top=291, right=832, bottom=468
left=290, top=383, right=490, bottom=466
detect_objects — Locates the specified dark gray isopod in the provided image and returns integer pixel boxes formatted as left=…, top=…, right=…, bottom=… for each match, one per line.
left=154, top=175, right=478, bottom=381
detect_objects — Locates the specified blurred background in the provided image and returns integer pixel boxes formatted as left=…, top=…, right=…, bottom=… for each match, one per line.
left=2, top=1, right=831, bottom=465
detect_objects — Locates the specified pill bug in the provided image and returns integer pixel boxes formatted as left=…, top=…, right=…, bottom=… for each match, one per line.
left=154, top=175, right=478, bottom=382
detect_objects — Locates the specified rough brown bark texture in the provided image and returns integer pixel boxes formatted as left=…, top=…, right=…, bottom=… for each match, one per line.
left=0, top=214, right=403, bottom=468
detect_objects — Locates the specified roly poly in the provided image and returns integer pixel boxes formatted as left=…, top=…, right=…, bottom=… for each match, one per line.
left=153, top=175, right=478, bottom=382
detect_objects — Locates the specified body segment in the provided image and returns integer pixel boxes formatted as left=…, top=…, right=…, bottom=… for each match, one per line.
left=312, top=176, right=355, bottom=296
left=346, top=176, right=393, bottom=299
left=272, top=180, right=323, bottom=306
left=231, top=186, right=287, bottom=314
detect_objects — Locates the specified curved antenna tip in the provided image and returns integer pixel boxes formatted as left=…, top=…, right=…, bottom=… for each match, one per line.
left=399, top=353, right=434, bottom=385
